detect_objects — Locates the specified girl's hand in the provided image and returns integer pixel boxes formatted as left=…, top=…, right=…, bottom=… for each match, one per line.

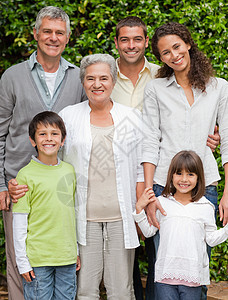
left=22, top=270, right=35, bottom=282
left=136, top=187, right=156, bottom=213
left=76, top=256, right=81, bottom=271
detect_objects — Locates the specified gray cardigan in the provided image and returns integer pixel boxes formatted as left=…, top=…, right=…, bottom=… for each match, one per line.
left=0, top=59, right=86, bottom=190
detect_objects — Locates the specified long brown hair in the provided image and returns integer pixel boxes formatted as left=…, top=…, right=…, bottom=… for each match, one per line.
left=162, top=150, right=205, bottom=202
left=152, top=22, right=214, bottom=92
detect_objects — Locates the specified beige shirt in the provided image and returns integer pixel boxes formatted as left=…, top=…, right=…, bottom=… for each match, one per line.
left=111, top=57, right=160, bottom=111
left=86, top=124, right=122, bottom=222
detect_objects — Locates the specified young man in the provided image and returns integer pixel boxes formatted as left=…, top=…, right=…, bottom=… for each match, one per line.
left=111, top=16, right=159, bottom=300
left=111, top=16, right=220, bottom=300
left=112, top=16, right=159, bottom=111
left=0, top=6, right=86, bottom=300
left=13, top=112, right=79, bottom=300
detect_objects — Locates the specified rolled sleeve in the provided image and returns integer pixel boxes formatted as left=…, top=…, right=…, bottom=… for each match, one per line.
left=142, top=82, right=161, bottom=165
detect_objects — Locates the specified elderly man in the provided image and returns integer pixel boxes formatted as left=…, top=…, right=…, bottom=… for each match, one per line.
left=0, top=6, right=86, bottom=299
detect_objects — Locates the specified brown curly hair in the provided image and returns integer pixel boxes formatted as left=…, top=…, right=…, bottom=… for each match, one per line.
left=152, top=22, right=214, bottom=92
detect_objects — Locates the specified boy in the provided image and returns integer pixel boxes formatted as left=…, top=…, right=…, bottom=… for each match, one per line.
left=12, top=111, right=80, bottom=300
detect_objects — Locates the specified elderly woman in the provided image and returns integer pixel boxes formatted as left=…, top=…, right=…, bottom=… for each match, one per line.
left=58, top=54, right=143, bottom=299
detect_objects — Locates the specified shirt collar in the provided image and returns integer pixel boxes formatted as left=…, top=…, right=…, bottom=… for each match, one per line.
left=116, top=56, right=150, bottom=79
left=86, top=99, right=116, bottom=114
left=168, top=194, right=215, bottom=209
left=32, top=155, right=61, bottom=166
left=166, top=74, right=177, bottom=87
left=28, top=51, right=75, bottom=71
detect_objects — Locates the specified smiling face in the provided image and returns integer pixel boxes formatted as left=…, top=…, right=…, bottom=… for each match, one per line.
left=114, top=26, right=149, bottom=66
left=157, top=34, right=191, bottom=74
left=83, top=63, right=115, bottom=107
left=172, top=169, right=198, bottom=200
left=33, top=17, right=70, bottom=64
left=29, top=123, right=65, bottom=165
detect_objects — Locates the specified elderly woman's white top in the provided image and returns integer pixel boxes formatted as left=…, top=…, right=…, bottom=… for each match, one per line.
left=59, top=100, right=144, bottom=249
left=133, top=195, right=228, bottom=285
left=142, top=76, right=228, bottom=186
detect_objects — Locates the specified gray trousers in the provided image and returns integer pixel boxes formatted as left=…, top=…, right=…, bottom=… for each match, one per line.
left=3, top=207, right=24, bottom=300
left=77, top=221, right=135, bottom=300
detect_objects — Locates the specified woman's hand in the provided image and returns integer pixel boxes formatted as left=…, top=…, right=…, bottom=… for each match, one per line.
left=219, top=192, right=228, bottom=226
left=8, top=178, right=28, bottom=203
left=146, top=198, right=166, bottom=229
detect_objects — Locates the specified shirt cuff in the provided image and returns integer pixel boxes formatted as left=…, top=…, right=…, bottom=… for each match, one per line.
left=132, top=209, right=146, bottom=223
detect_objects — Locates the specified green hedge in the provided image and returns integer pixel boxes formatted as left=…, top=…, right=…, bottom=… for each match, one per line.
left=0, top=0, right=227, bottom=280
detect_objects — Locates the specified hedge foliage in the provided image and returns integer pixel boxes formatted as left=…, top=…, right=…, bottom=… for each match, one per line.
left=0, top=0, right=227, bottom=280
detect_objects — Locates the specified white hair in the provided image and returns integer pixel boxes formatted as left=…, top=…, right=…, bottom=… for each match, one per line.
left=35, top=6, right=71, bottom=36
left=80, top=54, right=117, bottom=84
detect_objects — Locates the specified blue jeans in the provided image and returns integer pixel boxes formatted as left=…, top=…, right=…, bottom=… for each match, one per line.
left=23, top=264, right=77, bottom=300
left=155, top=282, right=202, bottom=300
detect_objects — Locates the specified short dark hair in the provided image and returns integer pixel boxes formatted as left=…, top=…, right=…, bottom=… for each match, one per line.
left=162, top=150, right=205, bottom=202
left=29, top=111, right=66, bottom=143
left=116, top=16, right=147, bottom=39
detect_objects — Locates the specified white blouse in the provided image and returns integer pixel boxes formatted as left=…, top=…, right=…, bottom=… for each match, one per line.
left=59, top=100, right=144, bottom=249
left=142, top=76, right=228, bottom=187
left=133, top=195, right=228, bottom=285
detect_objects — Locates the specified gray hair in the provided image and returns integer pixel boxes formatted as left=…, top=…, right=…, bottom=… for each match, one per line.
left=80, top=54, right=117, bottom=84
left=35, top=6, right=71, bottom=36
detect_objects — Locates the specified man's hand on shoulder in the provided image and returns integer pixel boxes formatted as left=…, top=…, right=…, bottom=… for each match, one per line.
left=207, top=125, right=220, bottom=152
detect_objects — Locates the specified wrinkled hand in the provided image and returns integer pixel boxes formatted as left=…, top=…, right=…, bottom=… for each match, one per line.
left=76, top=256, right=81, bottom=271
left=22, top=270, right=35, bottom=282
left=0, top=190, right=10, bottom=211
left=8, top=178, right=28, bottom=203
left=219, top=193, right=228, bottom=226
left=207, top=125, right=220, bottom=152
left=146, top=198, right=166, bottom=229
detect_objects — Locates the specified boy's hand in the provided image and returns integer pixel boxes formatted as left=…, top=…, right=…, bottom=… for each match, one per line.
left=136, top=187, right=156, bottom=214
left=76, top=256, right=81, bottom=271
left=0, top=191, right=10, bottom=211
left=22, top=270, right=35, bottom=282
left=8, top=178, right=28, bottom=203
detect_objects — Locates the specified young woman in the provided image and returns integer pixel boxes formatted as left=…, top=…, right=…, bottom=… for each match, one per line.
left=142, top=22, right=228, bottom=226
left=134, top=151, right=228, bottom=300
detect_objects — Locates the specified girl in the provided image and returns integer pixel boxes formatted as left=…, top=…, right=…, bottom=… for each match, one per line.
left=134, top=150, right=228, bottom=300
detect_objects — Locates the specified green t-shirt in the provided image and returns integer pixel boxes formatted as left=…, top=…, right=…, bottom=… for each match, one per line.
left=13, top=159, right=77, bottom=267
